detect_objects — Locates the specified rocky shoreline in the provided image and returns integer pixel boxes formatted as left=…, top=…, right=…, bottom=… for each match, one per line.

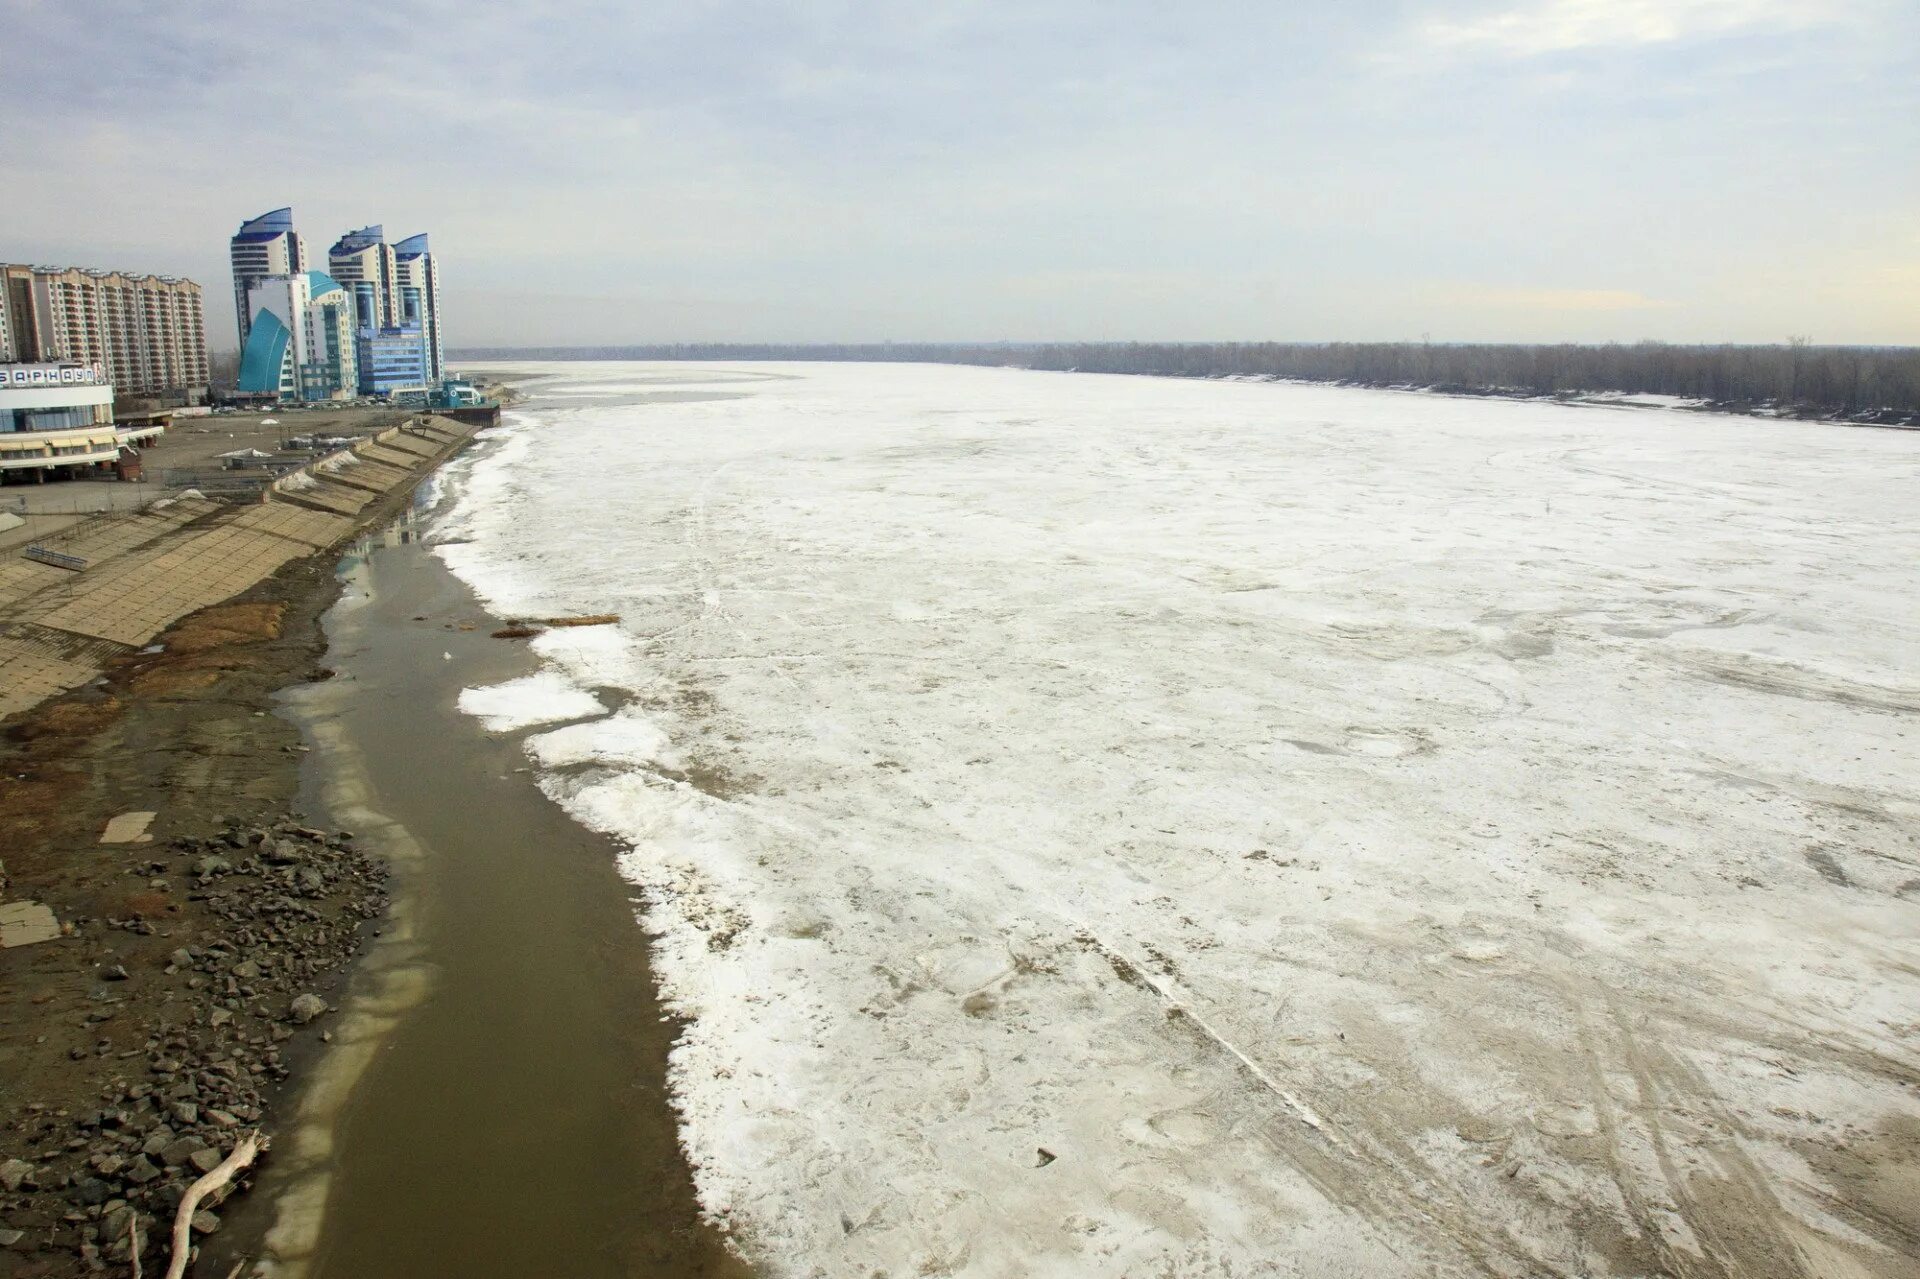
left=2, top=818, right=386, bottom=1273
left=5, top=383, right=742, bottom=1278
left=0, top=417, right=484, bottom=1277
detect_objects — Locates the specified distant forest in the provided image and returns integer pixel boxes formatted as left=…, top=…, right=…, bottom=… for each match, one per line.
left=450, top=342, right=1920, bottom=423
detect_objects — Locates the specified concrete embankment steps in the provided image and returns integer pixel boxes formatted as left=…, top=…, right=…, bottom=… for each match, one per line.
left=0, top=623, right=125, bottom=713
left=15, top=522, right=318, bottom=647
left=353, top=442, right=425, bottom=471
left=270, top=482, right=372, bottom=518
left=0, top=559, right=71, bottom=612
left=34, top=499, right=224, bottom=564
left=0, top=500, right=226, bottom=611
left=316, top=456, right=414, bottom=497
left=0, top=417, right=481, bottom=721
left=226, top=504, right=353, bottom=550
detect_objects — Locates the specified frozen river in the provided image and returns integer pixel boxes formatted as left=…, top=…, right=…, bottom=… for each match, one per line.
left=443, top=362, right=1919, bottom=1278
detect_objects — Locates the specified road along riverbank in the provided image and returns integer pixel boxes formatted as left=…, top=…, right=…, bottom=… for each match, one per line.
left=0, top=419, right=480, bottom=1277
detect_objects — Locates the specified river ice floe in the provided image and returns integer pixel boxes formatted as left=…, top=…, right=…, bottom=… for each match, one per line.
left=454, top=670, right=605, bottom=732
left=445, top=362, right=1920, bottom=1278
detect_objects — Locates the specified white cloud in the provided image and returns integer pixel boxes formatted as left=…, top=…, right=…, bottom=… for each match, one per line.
left=1419, top=0, right=1843, bottom=57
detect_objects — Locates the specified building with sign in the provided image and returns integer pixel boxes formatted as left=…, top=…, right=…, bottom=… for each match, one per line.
left=237, top=272, right=360, bottom=402
left=230, top=208, right=308, bottom=352
left=0, top=362, right=164, bottom=481
left=0, top=263, right=208, bottom=401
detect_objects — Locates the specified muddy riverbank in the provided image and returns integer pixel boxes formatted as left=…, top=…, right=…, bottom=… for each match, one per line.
left=218, top=508, right=743, bottom=1278
left=0, top=550, right=371, bottom=1278
left=2, top=394, right=737, bottom=1277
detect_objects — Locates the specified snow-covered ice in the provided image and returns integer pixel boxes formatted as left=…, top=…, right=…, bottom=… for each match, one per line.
left=446, top=362, right=1920, bottom=1278
left=455, top=669, right=605, bottom=732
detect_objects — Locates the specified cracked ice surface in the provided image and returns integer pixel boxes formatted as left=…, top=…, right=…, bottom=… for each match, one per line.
left=444, top=362, right=1920, bottom=1277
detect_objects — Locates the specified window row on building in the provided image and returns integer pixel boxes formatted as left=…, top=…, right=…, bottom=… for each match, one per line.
left=0, top=263, right=208, bottom=399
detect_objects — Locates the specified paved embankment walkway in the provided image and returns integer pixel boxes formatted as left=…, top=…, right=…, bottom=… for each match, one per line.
left=0, top=417, right=477, bottom=721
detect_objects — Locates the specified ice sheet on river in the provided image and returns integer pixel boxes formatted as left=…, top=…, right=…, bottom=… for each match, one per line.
left=444, top=361, right=1920, bottom=1278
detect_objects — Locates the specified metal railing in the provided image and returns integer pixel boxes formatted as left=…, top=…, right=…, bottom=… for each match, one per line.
left=23, top=545, right=87, bottom=570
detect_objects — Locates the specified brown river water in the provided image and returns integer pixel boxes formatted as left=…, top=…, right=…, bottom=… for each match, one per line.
left=208, top=503, right=746, bottom=1278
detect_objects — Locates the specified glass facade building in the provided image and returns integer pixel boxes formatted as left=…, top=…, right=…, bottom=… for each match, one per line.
left=358, top=325, right=431, bottom=398
left=231, top=210, right=448, bottom=402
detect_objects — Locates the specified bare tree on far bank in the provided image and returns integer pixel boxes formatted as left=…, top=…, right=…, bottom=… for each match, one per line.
left=452, top=341, right=1920, bottom=424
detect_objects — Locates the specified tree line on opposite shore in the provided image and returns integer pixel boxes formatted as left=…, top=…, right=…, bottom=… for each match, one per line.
left=447, top=341, right=1920, bottom=422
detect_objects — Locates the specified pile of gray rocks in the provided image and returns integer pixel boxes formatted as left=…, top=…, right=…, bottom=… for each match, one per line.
left=0, top=819, right=389, bottom=1274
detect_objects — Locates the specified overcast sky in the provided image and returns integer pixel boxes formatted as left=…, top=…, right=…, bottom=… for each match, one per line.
left=4, top=0, right=1915, bottom=349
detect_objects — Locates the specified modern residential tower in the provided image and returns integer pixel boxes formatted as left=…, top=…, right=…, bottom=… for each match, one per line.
left=229, top=208, right=307, bottom=351
left=328, top=226, right=398, bottom=332
left=236, top=272, right=359, bottom=402
left=328, top=223, right=444, bottom=397
left=228, top=209, right=448, bottom=402
left=393, top=233, right=444, bottom=384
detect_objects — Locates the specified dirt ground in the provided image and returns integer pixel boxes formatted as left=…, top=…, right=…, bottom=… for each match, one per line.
left=0, top=454, right=450, bottom=1275
left=150, top=407, right=413, bottom=475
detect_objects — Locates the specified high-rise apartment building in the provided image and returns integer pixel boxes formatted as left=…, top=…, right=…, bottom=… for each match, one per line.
left=229, top=208, right=307, bottom=350
left=328, top=226, right=399, bottom=332
left=0, top=263, right=208, bottom=398
left=229, top=210, right=448, bottom=400
left=326, top=223, right=444, bottom=397
left=393, top=233, right=444, bottom=384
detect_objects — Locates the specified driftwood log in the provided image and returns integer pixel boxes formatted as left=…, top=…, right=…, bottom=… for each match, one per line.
left=161, top=1133, right=264, bottom=1279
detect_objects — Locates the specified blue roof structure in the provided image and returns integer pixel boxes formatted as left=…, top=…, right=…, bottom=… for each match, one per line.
left=235, top=208, right=294, bottom=237
left=304, top=270, right=345, bottom=299
left=331, top=225, right=386, bottom=255
left=394, top=233, right=430, bottom=258
left=237, top=309, right=291, bottom=394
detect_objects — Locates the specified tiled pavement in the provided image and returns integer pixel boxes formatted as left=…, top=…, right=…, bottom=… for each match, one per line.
left=0, top=418, right=475, bottom=722
left=17, top=521, right=313, bottom=647
left=0, top=624, right=129, bottom=719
